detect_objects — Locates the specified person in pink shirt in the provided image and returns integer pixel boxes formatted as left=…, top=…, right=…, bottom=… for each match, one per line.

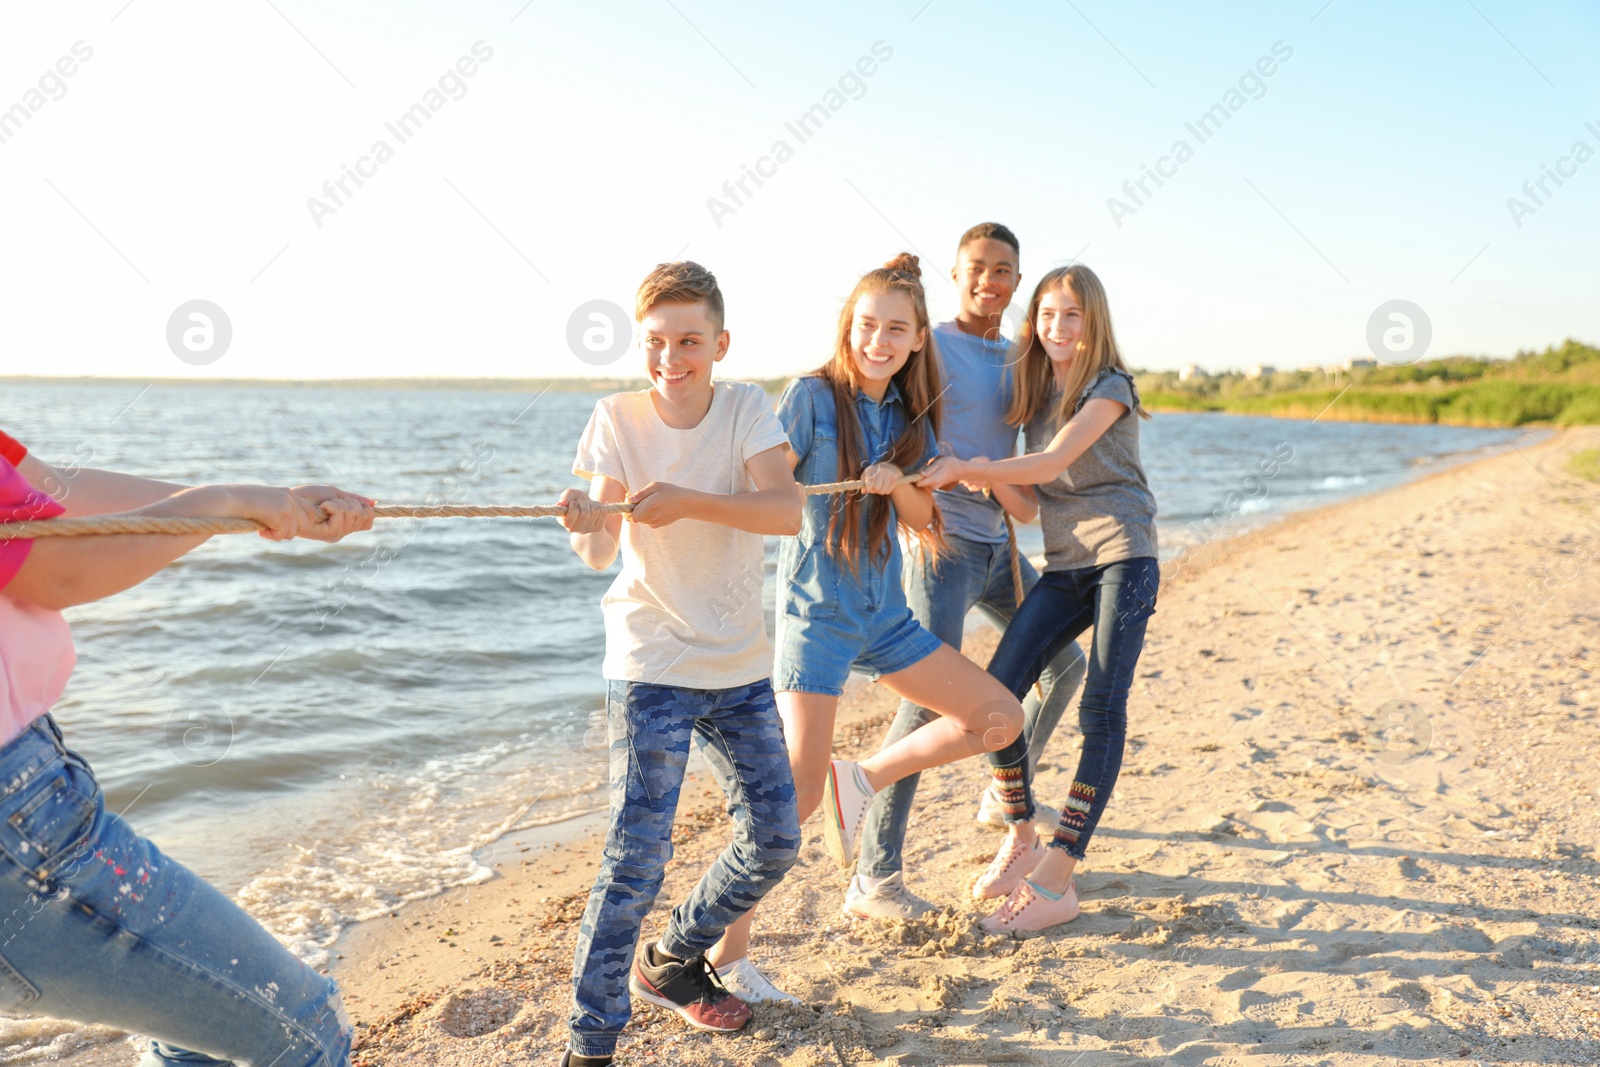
left=0, top=427, right=373, bottom=1067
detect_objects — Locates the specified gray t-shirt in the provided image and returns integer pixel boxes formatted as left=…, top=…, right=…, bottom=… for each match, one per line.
left=1025, top=367, right=1158, bottom=572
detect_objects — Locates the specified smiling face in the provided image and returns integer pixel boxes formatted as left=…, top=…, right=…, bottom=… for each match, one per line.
left=639, top=300, right=727, bottom=407
left=953, top=237, right=1019, bottom=327
left=1035, top=283, right=1083, bottom=368
left=849, top=289, right=926, bottom=396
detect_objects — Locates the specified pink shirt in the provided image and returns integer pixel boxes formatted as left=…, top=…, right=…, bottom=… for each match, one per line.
left=0, top=456, right=76, bottom=747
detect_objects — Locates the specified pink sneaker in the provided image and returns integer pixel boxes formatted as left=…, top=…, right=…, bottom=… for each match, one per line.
left=980, top=879, right=1080, bottom=934
left=971, top=834, right=1044, bottom=900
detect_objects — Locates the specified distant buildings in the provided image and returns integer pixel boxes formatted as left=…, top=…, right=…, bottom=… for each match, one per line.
left=1345, top=358, right=1377, bottom=371
left=1245, top=364, right=1276, bottom=379
left=1178, top=363, right=1208, bottom=382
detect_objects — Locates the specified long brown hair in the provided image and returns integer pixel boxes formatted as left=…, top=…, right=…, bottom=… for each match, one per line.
left=811, top=252, right=944, bottom=572
left=1006, top=264, right=1150, bottom=428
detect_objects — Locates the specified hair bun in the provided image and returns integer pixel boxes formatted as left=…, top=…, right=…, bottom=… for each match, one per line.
left=883, top=252, right=921, bottom=278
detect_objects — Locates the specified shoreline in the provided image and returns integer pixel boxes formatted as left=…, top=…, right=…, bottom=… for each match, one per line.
left=332, top=426, right=1598, bottom=1065
left=16, top=427, right=1597, bottom=1066
left=1143, top=403, right=1577, bottom=429
left=329, top=423, right=1557, bottom=1008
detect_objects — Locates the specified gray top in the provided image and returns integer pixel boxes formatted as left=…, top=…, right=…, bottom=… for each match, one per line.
left=1025, top=367, right=1158, bottom=572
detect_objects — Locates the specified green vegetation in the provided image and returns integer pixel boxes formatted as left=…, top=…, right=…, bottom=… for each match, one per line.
left=1136, top=338, right=1600, bottom=427
left=1569, top=448, right=1600, bottom=483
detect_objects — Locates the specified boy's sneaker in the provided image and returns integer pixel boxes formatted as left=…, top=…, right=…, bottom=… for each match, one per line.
left=629, top=943, right=751, bottom=1033
left=971, top=834, right=1044, bottom=900
left=976, top=785, right=1062, bottom=832
left=842, top=871, right=935, bottom=921
left=558, top=1053, right=612, bottom=1067
left=717, top=956, right=800, bottom=1005
left=822, top=760, right=876, bottom=869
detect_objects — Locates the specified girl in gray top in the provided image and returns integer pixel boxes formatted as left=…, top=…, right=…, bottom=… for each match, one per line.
left=920, top=263, right=1159, bottom=933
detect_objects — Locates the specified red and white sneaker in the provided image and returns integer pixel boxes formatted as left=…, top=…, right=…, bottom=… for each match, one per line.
left=971, top=834, right=1044, bottom=900
left=629, top=943, right=751, bottom=1032
left=821, top=760, right=876, bottom=869
left=980, top=878, right=1081, bottom=934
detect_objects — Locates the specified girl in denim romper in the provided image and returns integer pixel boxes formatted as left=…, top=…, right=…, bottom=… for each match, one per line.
left=922, top=264, right=1160, bottom=934
left=709, top=255, right=1028, bottom=998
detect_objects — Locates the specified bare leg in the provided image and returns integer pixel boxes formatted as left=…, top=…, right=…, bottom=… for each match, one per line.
left=708, top=690, right=836, bottom=969
left=857, top=644, right=1023, bottom=792
left=1031, top=848, right=1079, bottom=894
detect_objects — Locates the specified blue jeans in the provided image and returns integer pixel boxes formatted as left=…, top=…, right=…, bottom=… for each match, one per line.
left=0, top=716, right=351, bottom=1067
left=857, top=535, right=1088, bottom=877
left=569, top=679, right=799, bottom=1059
left=986, top=557, right=1160, bottom=858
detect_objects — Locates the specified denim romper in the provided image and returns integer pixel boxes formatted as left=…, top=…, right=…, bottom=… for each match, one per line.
left=773, top=375, right=943, bottom=696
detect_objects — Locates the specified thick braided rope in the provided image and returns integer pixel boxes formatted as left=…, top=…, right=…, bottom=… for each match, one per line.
left=1001, top=510, right=1025, bottom=613
left=0, top=475, right=923, bottom=540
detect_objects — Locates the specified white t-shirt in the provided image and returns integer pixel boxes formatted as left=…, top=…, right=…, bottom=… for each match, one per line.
left=573, top=381, right=789, bottom=688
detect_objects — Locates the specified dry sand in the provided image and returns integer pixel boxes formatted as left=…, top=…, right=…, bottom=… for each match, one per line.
left=30, top=427, right=1600, bottom=1066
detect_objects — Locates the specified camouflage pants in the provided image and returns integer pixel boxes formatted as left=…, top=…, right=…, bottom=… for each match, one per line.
left=569, top=679, right=800, bottom=1057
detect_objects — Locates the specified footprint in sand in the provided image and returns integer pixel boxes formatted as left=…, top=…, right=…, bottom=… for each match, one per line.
left=427, top=986, right=523, bottom=1038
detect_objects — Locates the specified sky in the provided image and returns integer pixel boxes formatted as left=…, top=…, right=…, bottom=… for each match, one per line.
left=0, top=0, right=1596, bottom=381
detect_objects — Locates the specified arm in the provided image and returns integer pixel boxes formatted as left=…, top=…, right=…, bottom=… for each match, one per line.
left=18, top=454, right=189, bottom=516
left=17, top=454, right=373, bottom=526
left=4, top=484, right=373, bottom=610
left=626, top=445, right=803, bottom=535
left=559, top=477, right=626, bottom=570
left=988, top=480, right=1039, bottom=524
left=952, top=455, right=1039, bottom=525
left=920, top=398, right=1128, bottom=490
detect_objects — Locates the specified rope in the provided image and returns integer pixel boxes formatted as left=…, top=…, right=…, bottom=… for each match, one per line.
left=0, top=475, right=924, bottom=540
left=1000, top=510, right=1026, bottom=615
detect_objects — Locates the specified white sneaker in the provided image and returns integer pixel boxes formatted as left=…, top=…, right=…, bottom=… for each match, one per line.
left=975, top=785, right=1062, bottom=833
left=842, top=871, right=936, bottom=921
left=821, top=760, right=876, bottom=869
left=975, top=785, right=1007, bottom=829
left=715, top=956, right=800, bottom=1005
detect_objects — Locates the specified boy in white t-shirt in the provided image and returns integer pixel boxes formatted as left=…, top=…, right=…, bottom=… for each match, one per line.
left=555, top=262, right=802, bottom=1067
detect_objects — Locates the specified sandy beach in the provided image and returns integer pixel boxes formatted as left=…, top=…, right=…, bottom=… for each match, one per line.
left=28, top=426, right=1600, bottom=1067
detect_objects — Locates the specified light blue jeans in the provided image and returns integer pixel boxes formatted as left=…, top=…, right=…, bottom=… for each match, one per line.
left=0, top=716, right=351, bottom=1066
left=857, top=534, right=1088, bottom=877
